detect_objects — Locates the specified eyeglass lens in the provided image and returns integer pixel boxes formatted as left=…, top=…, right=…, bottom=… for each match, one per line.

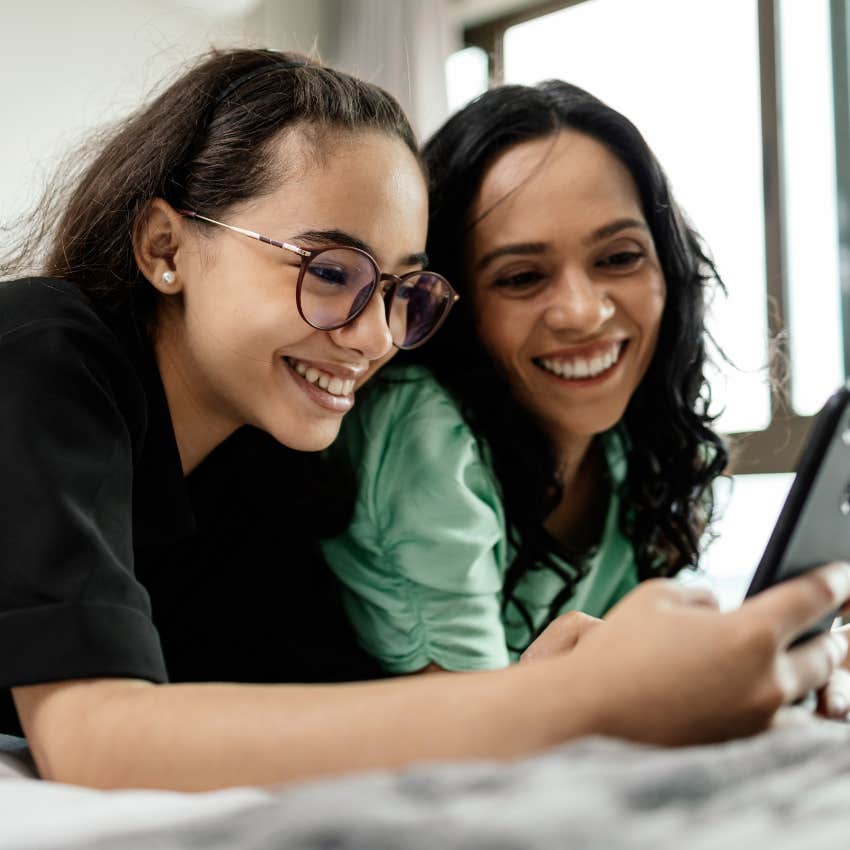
left=388, top=273, right=453, bottom=349
left=299, top=249, right=452, bottom=349
left=299, top=248, right=375, bottom=330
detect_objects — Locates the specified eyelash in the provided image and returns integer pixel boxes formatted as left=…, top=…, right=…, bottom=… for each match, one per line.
left=597, top=250, right=644, bottom=269
left=492, top=271, right=544, bottom=290
left=491, top=250, right=645, bottom=290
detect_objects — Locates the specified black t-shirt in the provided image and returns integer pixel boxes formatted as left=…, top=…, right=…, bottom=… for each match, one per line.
left=0, top=277, right=382, bottom=735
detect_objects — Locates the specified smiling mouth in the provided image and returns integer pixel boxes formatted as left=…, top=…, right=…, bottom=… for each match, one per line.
left=534, top=341, right=627, bottom=381
left=285, top=357, right=356, bottom=397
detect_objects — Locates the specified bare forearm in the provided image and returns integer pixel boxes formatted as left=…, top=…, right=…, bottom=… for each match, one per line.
left=16, top=661, right=593, bottom=791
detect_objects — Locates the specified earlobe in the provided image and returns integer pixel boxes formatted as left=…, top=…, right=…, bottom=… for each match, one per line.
left=133, top=198, right=186, bottom=294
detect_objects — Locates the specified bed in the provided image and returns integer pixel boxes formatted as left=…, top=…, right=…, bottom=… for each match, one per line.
left=3, top=711, right=850, bottom=849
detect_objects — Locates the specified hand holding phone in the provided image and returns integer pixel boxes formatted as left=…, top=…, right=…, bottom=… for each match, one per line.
left=745, top=384, right=850, bottom=644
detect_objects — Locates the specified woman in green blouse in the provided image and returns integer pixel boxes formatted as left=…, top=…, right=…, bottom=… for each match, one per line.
left=322, top=80, right=728, bottom=671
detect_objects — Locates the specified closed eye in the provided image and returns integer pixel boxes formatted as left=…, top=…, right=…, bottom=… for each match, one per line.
left=491, top=270, right=545, bottom=290
left=597, top=251, right=644, bottom=270
left=306, top=262, right=350, bottom=286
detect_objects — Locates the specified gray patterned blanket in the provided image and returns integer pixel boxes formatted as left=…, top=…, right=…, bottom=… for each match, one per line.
left=3, top=713, right=850, bottom=849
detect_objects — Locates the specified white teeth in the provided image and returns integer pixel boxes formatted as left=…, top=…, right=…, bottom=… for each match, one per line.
left=286, top=358, right=355, bottom=397
left=538, top=343, right=623, bottom=381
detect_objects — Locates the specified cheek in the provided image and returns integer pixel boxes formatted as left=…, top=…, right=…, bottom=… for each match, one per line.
left=185, top=266, right=310, bottom=356
left=473, top=297, right=527, bottom=375
left=645, top=282, right=666, bottom=343
left=632, top=280, right=666, bottom=365
left=356, top=347, right=399, bottom=390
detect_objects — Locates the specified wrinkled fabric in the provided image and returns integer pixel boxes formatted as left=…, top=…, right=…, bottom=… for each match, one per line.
left=321, top=365, right=638, bottom=671
left=4, top=716, right=850, bottom=850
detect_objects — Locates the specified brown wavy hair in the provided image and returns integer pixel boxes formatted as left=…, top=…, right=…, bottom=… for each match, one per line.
left=2, top=47, right=419, bottom=329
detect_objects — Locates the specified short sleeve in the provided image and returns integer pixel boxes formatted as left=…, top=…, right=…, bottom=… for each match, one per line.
left=0, top=310, right=167, bottom=688
left=321, top=369, right=510, bottom=672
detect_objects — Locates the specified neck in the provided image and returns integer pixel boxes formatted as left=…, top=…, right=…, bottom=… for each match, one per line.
left=543, top=430, right=608, bottom=552
left=153, top=321, right=240, bottom=475
left=551, top=432, right=595, bottom=492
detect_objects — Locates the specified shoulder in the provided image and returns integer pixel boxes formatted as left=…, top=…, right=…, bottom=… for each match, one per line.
left=0, top=276, right=132, bottom=365
left=334, top=362, right=477, bottom=475
left=352, top=362, right=467, bottom=434
left=0, top=276, right=102, bottom=331
left=338, top=363, right=501, bottom=519
left=0, top=277, right=146, bottom=440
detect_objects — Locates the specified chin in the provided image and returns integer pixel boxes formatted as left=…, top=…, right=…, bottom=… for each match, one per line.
left=552, top=409, right=626, bottom=439
left=264, top=420, right=342, bottom=453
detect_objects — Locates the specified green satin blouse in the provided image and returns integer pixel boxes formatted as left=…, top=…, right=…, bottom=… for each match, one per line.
left=320, top=365, right=638, bottom=672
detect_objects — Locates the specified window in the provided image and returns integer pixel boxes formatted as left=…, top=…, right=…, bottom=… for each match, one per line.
left=457, top=0, right=849, bottom=474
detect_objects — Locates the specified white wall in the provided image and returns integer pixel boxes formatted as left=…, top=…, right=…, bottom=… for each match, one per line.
left=0, top=0, right=330, bottom=230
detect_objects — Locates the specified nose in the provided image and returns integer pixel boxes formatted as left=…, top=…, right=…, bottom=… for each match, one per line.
left=328, top=289, right=394, bottom=360
left=544, top=269, right=610, bottom=333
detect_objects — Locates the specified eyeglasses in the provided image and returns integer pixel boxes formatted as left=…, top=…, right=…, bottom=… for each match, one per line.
left=179, top=210, right=458, bottom=350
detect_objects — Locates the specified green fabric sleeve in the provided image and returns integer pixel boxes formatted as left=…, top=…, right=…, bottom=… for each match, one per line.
left=321, top=367, right=511, bottom=672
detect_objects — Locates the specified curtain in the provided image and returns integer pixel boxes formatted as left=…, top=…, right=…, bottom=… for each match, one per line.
left=329, top=0, right=452, bottom=142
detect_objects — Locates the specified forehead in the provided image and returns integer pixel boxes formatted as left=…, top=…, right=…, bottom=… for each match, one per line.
left=249, top=129, right=428, bottom=261
left=469, top=130, right=644, bottom=249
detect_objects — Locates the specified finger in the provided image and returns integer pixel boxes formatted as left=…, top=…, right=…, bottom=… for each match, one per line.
left=742, top=562, right=850, bottom=646
left=677, top=584, right=720, bottom=609
left=521, top=612, right=601, bottom=663
left=819, top=668, right=850, bottom=719
left=832, top=623, right=850, bottom=671
left=652, top=580, right=720, bottom=610
left=780, top=631, right=849, bottom=702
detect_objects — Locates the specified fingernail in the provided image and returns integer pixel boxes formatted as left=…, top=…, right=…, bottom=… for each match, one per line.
left=829, top=633, right=848, bottom=666
left=830, top=695, right=849, bottom=718
left=823, top=563, right=850, bottom=602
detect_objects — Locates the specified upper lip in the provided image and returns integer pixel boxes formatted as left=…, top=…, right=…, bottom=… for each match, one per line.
left=284, top=356, right=368, bottom=380
left=536, top=338, right=627, bottom=361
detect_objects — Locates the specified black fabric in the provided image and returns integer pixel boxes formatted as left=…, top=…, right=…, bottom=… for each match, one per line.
left=0, top=278, right=381, bottom=736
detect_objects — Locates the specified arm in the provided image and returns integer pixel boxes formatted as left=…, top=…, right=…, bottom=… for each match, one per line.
left=322, top=372, right=511, bottom=672
left=14, top=663, right=595, bottom=790
left=16, top=561, right=850, bottom=790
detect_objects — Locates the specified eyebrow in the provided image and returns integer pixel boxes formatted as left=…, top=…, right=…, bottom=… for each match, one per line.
left=296, top=229, right=428, bottom=268
left=583, top=217, right=649, bottom=245
left=475, top=242, right=547, bottom=272
left=474, top=218, right=649, bottom=272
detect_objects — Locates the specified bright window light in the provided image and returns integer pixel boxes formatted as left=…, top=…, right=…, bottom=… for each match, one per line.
left=445, top=46, right=489, bottom=115
left=503, top=0, right=770, bottom=434
left=779, top=0, right=844, bottom=416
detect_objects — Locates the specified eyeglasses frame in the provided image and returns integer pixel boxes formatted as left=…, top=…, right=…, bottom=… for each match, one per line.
left=178, top=210, right=458, bottom=350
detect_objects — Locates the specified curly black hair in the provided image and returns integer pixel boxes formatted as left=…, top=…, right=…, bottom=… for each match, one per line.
left=399, top=80, right=728, bottom=651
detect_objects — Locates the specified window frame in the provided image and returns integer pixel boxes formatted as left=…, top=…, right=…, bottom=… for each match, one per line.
left=463, top=0, right=849, bottom=474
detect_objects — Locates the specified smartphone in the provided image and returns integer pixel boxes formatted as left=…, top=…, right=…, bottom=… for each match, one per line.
left=745, top=383, right=850, bottom=642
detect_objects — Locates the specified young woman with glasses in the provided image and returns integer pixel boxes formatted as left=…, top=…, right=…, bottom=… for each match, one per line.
left=1, top=50, right=848, bottom=792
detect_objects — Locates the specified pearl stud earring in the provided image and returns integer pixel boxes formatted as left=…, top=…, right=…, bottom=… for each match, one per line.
left=162, top=270, right=176, bottom=285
